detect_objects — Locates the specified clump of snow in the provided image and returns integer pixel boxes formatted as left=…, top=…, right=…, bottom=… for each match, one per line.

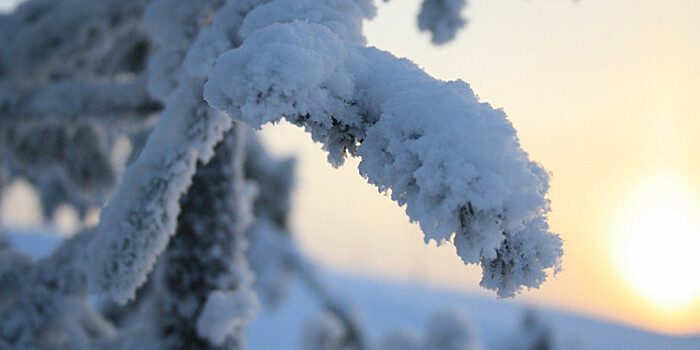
left=418, top=0, right=468, bottom=44
left=239, top=0, right=375, bottom=44
left=196, top=289, right=260, bottom=346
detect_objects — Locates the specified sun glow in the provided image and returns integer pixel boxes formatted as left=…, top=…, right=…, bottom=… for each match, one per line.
left=613, top=176, right=700, bottom=311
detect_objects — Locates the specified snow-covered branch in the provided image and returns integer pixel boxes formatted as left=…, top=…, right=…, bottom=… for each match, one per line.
left=1, top=79, right=160, bottom=124
left=204, top=0, right=561, bottom=297
left=86, top=0, right=247, bottom=302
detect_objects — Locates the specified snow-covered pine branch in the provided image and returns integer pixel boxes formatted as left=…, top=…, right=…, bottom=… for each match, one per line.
left=3, top=121, right=115, bottom=193
left=0, top=0, right=156, bottom=220
left=141, top=127, right=259, bottom=349
left=204, top=0, right=562, bottom=297
left=86, top=0, right=247, bottom=303
left=0, top=0, right=150, bottom=83
left=87, top=78, right=231, bottom=303
left=1, top=79, right=160, bottom=125
left=0, top=0, right=155, bottom=127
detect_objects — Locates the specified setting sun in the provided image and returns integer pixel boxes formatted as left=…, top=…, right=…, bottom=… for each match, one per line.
left=613, top=176, right=700, bottom=311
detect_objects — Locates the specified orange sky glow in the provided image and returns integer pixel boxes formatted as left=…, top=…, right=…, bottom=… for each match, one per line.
left=258, top=0, right=700, bottom=335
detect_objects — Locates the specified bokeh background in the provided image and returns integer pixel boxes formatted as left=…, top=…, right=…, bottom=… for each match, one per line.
left=2, top=0, right=699, bottom=336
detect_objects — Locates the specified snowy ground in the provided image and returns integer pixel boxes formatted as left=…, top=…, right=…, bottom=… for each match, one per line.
left=249, top=271, right=700, bottom=350
left=6, top=231, right=700, bottom=350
